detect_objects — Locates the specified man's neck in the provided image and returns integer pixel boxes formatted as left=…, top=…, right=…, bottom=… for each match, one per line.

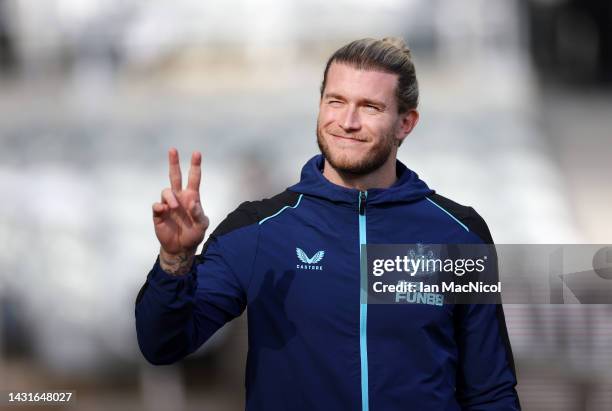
left=322, top=156, right=398, bottom=191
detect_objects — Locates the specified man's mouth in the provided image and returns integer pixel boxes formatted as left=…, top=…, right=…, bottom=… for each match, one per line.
left=329, top=132, right=366, bottom=142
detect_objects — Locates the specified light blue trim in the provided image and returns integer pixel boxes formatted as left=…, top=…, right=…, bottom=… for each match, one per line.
left=359, top=303, right=369, bottom=411
left=358, top=192, right=369, bottom=411
left=425, top=197, right=469, bottom=232
left=258, top=194, right=303, bottom=225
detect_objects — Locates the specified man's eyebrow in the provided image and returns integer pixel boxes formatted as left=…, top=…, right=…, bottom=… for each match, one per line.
left=323, top=93, right=387, bottom=108
left=323, top=92, right=346, bottom=100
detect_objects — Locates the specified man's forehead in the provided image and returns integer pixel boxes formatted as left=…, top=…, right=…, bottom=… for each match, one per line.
left=324, top=62, right=398, bottom=102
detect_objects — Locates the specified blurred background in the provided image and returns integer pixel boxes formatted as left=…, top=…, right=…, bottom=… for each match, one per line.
left=0, top=0, right=611, bottom=410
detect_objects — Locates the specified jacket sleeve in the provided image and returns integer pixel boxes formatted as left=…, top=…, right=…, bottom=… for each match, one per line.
left=454, top=303, right=521, bottom=410
left=135, top=206, right=259, bottom=365
left=454, top=208, right=521, bottom=410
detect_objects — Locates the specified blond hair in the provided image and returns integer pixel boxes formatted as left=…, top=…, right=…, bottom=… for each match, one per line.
left=320, top=37, right=419, bottom=113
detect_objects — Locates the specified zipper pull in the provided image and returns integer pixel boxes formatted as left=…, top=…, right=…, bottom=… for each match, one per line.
left=359, top=191, right=367, bottom=215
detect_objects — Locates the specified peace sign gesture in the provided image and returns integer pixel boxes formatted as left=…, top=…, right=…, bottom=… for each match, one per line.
left=152, top=148, right=209, bottom=273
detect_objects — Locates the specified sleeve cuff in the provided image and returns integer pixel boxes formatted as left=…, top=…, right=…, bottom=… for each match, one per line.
left=147, top=255, right=198, bottom=289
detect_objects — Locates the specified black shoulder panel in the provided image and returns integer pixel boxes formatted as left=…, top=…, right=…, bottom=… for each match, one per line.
left=427, top=193, right=494, bottom=244
left=197, top=189, right=300, bottom=259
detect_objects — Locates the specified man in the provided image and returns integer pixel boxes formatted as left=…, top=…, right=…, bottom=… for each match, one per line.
left=135, top=37, right=521, bottom=410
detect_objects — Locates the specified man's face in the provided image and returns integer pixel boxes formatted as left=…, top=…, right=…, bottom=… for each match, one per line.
left=317, top=62, right=410, bottom=175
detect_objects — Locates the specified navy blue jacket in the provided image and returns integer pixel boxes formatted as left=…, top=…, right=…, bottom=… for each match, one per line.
left=135, top=155, right=521, bottom=410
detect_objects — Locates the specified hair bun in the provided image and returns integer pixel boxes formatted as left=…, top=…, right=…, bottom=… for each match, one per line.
left=381, top=37, right=411, bottom=55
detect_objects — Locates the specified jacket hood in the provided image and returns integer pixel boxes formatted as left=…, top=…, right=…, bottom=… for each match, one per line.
left=288, top=154, right=434, bottom=205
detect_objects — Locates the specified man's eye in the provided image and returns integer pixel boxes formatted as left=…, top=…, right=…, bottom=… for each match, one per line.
left=364, top=105, right=380, bottom=112
left=328, top=100, right=343, bottom=106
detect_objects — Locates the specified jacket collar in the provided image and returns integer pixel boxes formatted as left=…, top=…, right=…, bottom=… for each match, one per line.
left=288, top=154, right=434, bottom=205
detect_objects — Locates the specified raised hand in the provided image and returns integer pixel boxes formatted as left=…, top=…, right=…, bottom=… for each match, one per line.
left=152, top=148, right=209, bottom=274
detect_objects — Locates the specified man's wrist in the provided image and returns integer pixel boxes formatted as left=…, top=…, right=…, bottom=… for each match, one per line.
left=159, top=247, right=196, bottom=276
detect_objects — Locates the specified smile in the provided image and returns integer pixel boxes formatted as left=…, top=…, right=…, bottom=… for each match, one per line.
left=329, top=133, right=366, bottom=142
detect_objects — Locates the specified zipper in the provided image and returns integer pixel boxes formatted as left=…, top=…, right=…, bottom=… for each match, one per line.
left=358, top=190, right=369, bottom=411
left=359, top=190, right=366, bottom=215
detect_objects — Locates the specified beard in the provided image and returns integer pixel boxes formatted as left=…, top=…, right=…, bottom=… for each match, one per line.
left=316, top=122, right=396, bottom=176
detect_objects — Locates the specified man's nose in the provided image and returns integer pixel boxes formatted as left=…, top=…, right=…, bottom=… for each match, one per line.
left=340, top=106, right=361, bottom=131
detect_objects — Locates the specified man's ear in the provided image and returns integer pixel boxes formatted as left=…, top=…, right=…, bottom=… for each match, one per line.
left=401, top=110, right=419, bottom=134
left=396, top=110, right=419, bottom=146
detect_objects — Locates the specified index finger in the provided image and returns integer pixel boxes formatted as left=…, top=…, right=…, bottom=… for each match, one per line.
left=187, top=151, right=202, bottom=191
left=168, top=148, right=182, bottom=192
